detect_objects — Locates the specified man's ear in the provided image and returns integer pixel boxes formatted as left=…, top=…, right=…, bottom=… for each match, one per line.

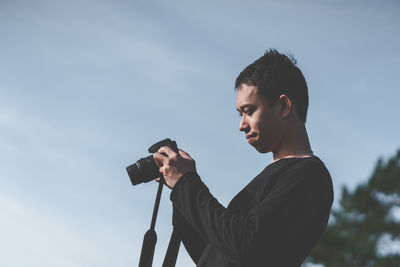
left=279, top=95, right=293, bottom=118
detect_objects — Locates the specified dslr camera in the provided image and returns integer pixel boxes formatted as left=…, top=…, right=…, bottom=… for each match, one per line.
left=126, top=138, right=178, bottom=186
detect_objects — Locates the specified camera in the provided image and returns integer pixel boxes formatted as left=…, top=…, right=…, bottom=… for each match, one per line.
left=126, top=138, right=178, bottom=186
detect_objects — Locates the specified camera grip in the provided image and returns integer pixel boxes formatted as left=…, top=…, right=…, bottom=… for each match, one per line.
left=148, top=138, right=178, bottom=153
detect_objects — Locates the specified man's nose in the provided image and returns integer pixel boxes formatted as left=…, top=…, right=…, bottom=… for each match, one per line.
left=239, top=116, right=249, bottom=132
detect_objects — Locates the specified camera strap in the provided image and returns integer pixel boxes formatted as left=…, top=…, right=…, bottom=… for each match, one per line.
left=162, top=227, right=181, bottom=267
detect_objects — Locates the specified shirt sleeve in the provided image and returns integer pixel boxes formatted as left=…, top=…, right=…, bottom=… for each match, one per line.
left=170, top=167, right=333, bottom=264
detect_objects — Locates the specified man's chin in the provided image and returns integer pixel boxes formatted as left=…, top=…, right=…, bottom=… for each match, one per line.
left=252, top=143, right=269, bottom=154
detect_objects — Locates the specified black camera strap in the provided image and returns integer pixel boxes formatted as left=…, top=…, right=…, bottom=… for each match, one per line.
left=162, top=227, right=181, bottom=267
left=138, top=176, right=182, bottom=267
left=138, top=178, right=164, bottom=267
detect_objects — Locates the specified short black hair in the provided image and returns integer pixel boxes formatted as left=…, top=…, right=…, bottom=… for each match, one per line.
left=235, top=49, right=309, bottom=123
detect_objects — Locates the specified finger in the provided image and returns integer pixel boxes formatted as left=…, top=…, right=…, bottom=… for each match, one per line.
left=179, top=149, right=192, bottom=159
left=153, top=153, right=166, bottom=167
left=158, top=146, right=178, bottom=157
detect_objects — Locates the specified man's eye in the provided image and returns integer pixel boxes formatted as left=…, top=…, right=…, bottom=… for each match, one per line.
left=244, top=109, right=253, bottom=115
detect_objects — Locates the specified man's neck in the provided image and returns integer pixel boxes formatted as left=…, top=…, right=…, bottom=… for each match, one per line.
left=272, top=121, right=312, bottom=162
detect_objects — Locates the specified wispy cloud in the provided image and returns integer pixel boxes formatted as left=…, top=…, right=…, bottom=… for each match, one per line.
left=0, top=191, right=136, bottom=267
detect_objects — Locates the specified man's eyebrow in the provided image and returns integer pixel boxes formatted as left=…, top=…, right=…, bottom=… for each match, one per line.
left=236, top=104, right=254, bottom=112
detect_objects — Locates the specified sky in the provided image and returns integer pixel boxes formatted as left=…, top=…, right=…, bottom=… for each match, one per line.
left=0, top=0, right=399, bottom=266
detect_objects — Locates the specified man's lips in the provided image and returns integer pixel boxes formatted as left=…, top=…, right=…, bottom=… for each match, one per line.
left=245, top=133, right=256, bottom=139
left=245, top=133, right=257, bottom=144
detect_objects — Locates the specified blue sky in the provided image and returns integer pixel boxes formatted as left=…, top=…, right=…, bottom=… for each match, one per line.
left=1, top=0, right=399, bottom=266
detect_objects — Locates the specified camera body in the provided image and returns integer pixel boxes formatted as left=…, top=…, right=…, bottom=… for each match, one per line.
left=126, top=138, right=178, bottom=186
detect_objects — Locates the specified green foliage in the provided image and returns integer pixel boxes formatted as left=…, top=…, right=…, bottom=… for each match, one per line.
left=308, top=150, right=400, bottom=267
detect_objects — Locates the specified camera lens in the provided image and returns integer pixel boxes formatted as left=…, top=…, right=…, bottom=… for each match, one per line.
left=126, top=155, right=160, bottom=186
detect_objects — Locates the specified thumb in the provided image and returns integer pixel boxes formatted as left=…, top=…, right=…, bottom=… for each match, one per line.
left=153, top=153, right=163, bottom=168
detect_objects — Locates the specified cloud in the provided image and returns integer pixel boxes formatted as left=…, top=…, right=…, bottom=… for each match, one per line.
left=0, top=191, right=136, bottom=267
left=0, top=90, right=109, bottom=171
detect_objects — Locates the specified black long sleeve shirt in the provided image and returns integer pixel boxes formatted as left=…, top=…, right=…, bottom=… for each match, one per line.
left=171, top=156, right=334, bottom=267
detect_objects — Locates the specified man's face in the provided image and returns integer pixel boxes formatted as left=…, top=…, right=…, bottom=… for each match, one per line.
left=236, top=84, right=284, bottom=153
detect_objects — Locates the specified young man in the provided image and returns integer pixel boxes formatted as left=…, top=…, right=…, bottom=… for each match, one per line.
left=153, top=49, right=334, bottom=266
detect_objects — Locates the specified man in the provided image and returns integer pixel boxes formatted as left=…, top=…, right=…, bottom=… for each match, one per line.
left=153, top=49, right=334, bottom=266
